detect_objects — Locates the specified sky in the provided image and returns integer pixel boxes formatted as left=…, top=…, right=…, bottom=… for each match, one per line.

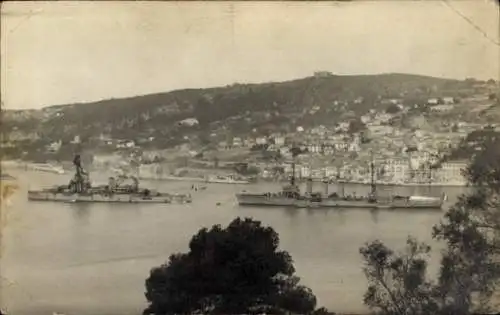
left=1, top=1, right=499, bottom=110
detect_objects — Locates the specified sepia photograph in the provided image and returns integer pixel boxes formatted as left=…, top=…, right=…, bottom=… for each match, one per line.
left=1, top=1, right=499, bottom=315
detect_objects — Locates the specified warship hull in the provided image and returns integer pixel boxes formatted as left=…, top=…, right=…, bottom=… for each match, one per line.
left=236, top=194, right=443, bottom=210
left=28, top=190, right=192, bottom=204
left=235, top=194, right=299, bottom=207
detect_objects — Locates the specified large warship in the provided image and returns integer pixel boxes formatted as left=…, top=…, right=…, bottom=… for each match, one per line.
left=236, top=154, right=446, bottom=210
left=28, top=155, right=192, bottom=204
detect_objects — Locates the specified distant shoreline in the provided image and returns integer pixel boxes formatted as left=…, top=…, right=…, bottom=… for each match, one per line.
left=268, top=178, right=468, bottom=188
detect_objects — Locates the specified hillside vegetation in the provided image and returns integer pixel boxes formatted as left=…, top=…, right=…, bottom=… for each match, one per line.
left=1, top=73, right=481, bottom=151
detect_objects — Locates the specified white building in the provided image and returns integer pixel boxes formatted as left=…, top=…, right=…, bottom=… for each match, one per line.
left=408, top=151, right=434, bottom=170
left=300, top=166, right=311, bottom=178
left=47, top=140, right=62, bottom=152
left=337, top=122, right=350, bottom=132
left=256, top=137, right=268, bottom=145
left=442, top=97, right=455, bottom=104
left=232, top=137, right=242, bottom=147
left=383, top=159, right=410, bottom=183
left=178, top=118, right=199, bottom=126
left=427, top=98, right=439, bottom=105
left=325, top=166, right=337, bottom=177
left=314, top=71, right=333, bottom=77
left=348, top=142, right=360, bottom=152
left=360, top=114, right=371, bottom=124
left=434, top=162, right=468, bottom=184
left=71, top=135, right=81, bottom=144
left=374, top=113, right=392, bottom=124
left=274, top=136, right=285, bottom=146
left=430, top=105, right=454, bottom=112
left=116, top=140, right=135, bottom=148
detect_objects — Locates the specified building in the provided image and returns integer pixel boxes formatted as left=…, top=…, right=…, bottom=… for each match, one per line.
left=71, top=135, right=81, bottom=144
left=430, top=105, right=454, bottom=112
left=46, top=140, right=62, bottom=153
left=274, top=136, right=285, bottom=146
left=232, top=137, right=242, bottom=147
left=300, top=165, right=311, bottom=178
left=5, top=130, right=40, bottom=141
left=434, top=161, right=468, bottom=184
left=381, top=98, right=403, bottom=105
left=178, top=118, right=199, bottom=126
left=374, top=113, right=392, bottom=124
left=360, top=114, right=371, bottom=124
left=383, top=159, right=410, bottom=183
left=314, top=71, right=333, bottom=77
left=427, top=98, right=439, bottom=105
left=442, top=97, right=455, bottom=104
left=255, top=137, right=268, bottom=145
left=337, top=122, right=350, bottom=132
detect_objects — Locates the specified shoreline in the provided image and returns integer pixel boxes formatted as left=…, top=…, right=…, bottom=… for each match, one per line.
left=266, top=178, right=468, bottom=188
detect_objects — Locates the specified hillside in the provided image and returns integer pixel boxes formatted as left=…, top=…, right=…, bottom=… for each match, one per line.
left=1, top=73, right=487, bottom=156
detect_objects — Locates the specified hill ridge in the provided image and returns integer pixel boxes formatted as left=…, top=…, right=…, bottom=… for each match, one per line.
left=1, top=72, right=489, bottom=158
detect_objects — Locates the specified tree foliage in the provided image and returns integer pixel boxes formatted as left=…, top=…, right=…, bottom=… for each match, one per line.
left=385, top=104, right=401, bottom=114
left=144, top=217, right=319, bottom=315
left=233, top=163, right=260, bottom=176
left=360, top=237, right=439, bottom=315
left=432, top=139, right=500, bottom=314
left=360, top=138, right=500, bottom=315
left=348, top=119, right=366, bottom=134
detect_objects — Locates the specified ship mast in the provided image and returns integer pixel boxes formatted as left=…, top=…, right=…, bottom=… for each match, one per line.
left=290, top=146, right=302, bottom=187
left=370, top=151, right=377, bottom=197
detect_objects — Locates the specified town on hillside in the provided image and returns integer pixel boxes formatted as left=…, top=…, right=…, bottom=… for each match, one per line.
left=1, top=74, right=499, bottom=187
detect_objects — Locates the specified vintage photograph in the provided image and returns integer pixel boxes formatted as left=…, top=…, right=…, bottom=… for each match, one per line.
left=1, top=1, right=499, bottom=315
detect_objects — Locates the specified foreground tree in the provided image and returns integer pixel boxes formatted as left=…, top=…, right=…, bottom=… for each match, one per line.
left=144, top=217, right=319, bottom=315
left=360, top=237, right=439, bottom=315
left=433, top=137, right=500, bottom=314
left=360, top=137, right=500, bottom=315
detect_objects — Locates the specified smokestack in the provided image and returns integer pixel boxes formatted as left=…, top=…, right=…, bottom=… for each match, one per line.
left=306, top=178, right=313, bottom=194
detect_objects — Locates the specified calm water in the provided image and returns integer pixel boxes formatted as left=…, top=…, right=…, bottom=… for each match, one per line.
left=0, top=171, right=465, bottom=315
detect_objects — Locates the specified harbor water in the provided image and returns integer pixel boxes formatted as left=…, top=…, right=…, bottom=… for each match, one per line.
left=1, top=170, right=466, bottom=315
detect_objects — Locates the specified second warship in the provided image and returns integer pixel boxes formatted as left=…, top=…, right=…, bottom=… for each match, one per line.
left=236, top=153, right=445, bottom=210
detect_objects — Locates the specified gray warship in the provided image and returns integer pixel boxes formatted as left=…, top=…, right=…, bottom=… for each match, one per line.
left=236, top=155, right=445, bottom=210
left=28, top=155, right=192, bottom=204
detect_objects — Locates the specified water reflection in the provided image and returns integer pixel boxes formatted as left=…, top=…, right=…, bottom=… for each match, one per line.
left=370, top=209, right=379, bottom=223
left=283, top=207, right=298, bottom=218
left=70, top=203, right=91, bottom=224
left=336, top=209, right=347, bottom=225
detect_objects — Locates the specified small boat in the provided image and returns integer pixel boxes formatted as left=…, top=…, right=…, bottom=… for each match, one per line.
left=205, top=174, right=250, bottom=185
left=161, top=175, right=207, bottom=183
left=28, top=163, right=65, bottom=174
left=140, top=173, right=251, bottom=185
left=28, top=155, right=192, bottom=204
